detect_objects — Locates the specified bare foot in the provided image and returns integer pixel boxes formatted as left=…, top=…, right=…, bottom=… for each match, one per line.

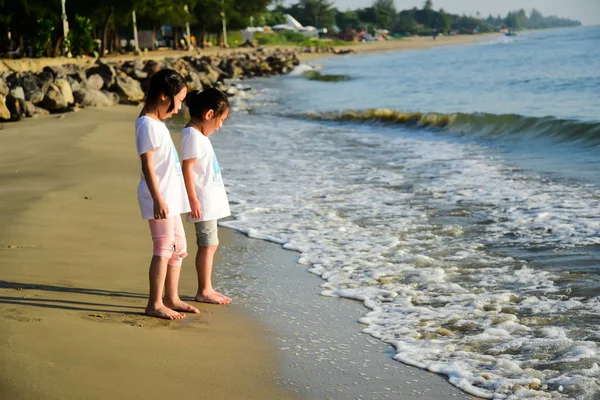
left=215, top=291, right=232, bottom=304
left=164, top=298, right=200, bottom=314
left=145, top=305, right=185, bottom=320
left=195, top=290, right=231, bottom=305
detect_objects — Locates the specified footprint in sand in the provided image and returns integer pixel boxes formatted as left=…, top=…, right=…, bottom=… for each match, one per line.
left=83, top=311, right=203, bottom=329
left=84, top=312, right=166, bottom=328
left=0, top=244, right=38, bottom=251
left=0, top=308, right=41, bottom=323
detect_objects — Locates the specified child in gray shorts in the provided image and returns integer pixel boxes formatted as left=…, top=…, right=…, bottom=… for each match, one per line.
left=180, top=88, right=232, bottom=305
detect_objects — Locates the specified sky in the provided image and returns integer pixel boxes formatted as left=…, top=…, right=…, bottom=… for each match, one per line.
left=283, top=0, right=600, bottom=26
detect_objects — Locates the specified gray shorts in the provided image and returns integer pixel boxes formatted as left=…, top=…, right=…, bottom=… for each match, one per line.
left=194, top=220, right=219, bottom=247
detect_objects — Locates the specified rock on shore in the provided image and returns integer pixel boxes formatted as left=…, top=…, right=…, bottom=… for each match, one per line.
left=0, top=49, right=299, bottom=122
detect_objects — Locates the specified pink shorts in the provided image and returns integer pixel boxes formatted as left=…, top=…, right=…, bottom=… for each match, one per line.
left=148, top=215, right=187, bottom=267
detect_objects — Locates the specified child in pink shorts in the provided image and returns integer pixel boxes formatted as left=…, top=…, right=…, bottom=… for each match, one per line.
left=135, top=69, right=199, bottom=320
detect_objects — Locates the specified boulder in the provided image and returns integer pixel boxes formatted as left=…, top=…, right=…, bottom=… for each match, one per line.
left=67, top=69, right=87, bottom=84
left=0, top=79, right=8, bottom=97
left=24, top=101, right=36, bottom=118
left=55, top=79, right=74, bottom=105
left=44, top=64, right=84, bottom=80
left=5, top=94, right=26, bottom=121
left=225, top=86, right=238, bottom=97
left=86, top=61, right=116, bottom=89
left=43, top=65, right=68, bottom=79
left=6, top=71, right=52, bottom=104
left=110, top=75, right=144, bottom=104
left=9, top=86, right=25, bottom=101
left=73, top=89, right=113, bottom=107
left=0, top=95, right=11, bottom=120
left=197, top=72, right=214, bottom=89
left=87, top=74, right=104, bottom=91
left=185, top=72, right=202, bottom=91
left=131, top=69, right=148, bottom=80
left=67, top=76, right=82, bottom=92
left=42, top=83, right=69, bottom=111
left=258, top=62, right=272, bottom=75
left=34, top=107, right=51, bottom=117
left=143, top=60, right=163, bottom=75
left=194, top=60, right=222, bottom=84
left=172, top=58, right=191, bottom=78
left=102, top=90, right=121, bottom=106
left=186, top=71, right=213, bottom=91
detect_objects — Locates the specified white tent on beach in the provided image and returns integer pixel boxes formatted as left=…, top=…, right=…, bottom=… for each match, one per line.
left=272, top=14, right=319, bottom=36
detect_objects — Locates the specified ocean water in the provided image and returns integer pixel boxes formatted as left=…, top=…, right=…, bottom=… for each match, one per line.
left=206, top=28, right=600, bottom=399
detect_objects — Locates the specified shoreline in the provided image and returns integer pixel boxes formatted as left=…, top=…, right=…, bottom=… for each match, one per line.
left=0, top=33, right=501, bottom=74
left=0, top=104, right=479, bottom=400
left=0, top=33, right=499, bottom=124
left=297, top=32, right=501, bottom=62
left=216, top=226, right=478, bottom=399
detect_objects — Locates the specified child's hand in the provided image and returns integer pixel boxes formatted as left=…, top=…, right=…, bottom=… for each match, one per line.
left=153, top=199, right=169, bottom=219
left=189, top=198, right=202, bottom=219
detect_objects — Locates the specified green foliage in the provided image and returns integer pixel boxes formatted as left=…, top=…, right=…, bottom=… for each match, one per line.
left=526, top=8, right=580, bottom=29
left=253, top=31, right=351, bottom=47
left=373, top=0, right=396, bottom=30
left=69, top=16, right=96, bottom=56
left=31, top=18, right=55, bottom=57
left=300, top=38, right=351, bottom=47
left=261, top=7, right=287, bottom=26
left=137, top=0, right=198, bottom=29
left=356, top=7, right=376, bottom=28
left=283, top=0, right=336, bottom=29
left=394, top=12, right=417, bottom=34
left=0, top=0, right=583, bottom=58
left=255, top=31, right=307, bottom=45
left=436, top=9, right=451, bottom=33
left=336, top=11, right=361, bottom=32
left=191, top=0, right=271, bottom=34
left=505, top=9, right=528, bottom=30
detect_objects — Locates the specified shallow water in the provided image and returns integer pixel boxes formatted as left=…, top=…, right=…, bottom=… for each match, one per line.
left=183, top=27, right=600, bottom=399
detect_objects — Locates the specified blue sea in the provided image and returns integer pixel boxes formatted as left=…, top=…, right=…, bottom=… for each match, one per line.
left=211, top=28, right=600, bottom=399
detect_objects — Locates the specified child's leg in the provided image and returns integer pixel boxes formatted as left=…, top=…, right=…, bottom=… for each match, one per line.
left=194, top=221, right=232, bottom=304
left=163, top=215, right=199, bottom=314
left=146, top=217, right=184, bottom=320
left=147, top=255, right=183, bottom=319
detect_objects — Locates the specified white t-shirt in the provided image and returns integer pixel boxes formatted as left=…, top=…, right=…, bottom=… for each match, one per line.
left=180, top=126, right=231, bottom=222
left=135, top=116, right=190, bottom=219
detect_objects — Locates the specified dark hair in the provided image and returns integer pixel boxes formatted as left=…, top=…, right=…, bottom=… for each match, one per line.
left=145, top=69, right=187, bottom=113
left=185, top=88, right=229, bottom=120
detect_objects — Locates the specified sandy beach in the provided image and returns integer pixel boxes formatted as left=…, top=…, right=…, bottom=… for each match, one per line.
left=297, top=33, right=499, bottom=61
left=0, top=107, right=297, bottom=400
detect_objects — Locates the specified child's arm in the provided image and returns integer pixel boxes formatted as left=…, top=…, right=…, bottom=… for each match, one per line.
left=141, top=150, right=169, bottom=219
left=182, top=158, right=201, bottom=219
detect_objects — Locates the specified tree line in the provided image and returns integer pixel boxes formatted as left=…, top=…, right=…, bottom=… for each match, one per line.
left=269, top=0, right=581, bottom=36
left=0, top=0, right=271, bottom=57
left=0, top=0, right=582, bottom=58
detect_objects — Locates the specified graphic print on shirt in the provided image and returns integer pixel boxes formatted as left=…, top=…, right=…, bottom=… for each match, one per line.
left=171, top=141, right=183, bottom=175
left=212, top=152, right=223, bottom=184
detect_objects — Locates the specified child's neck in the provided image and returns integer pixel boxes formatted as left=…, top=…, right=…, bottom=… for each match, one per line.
left=140, top=107, right=161, bottom=122
left=188, top=119, right=207, bottom=136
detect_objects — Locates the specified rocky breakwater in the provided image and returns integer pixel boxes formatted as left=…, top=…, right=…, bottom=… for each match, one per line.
left=0, top=49, right=299, bottom=122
